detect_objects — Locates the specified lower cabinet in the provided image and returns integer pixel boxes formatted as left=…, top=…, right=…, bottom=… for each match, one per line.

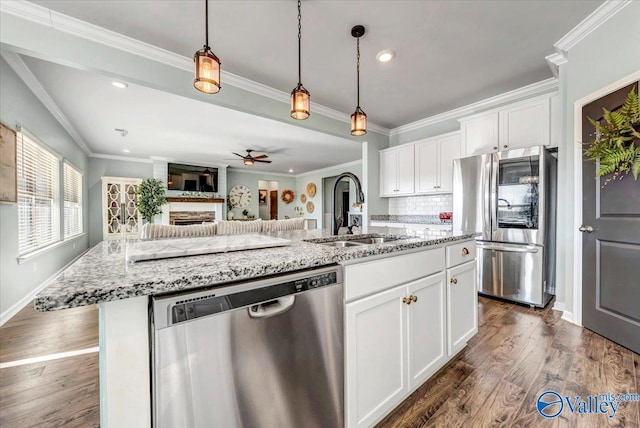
left=345, top=273, right=446, bottom=428
left=447, top=260, right=478, bottom=356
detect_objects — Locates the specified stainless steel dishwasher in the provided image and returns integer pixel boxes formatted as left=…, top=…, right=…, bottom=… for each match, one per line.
left=151, top=265, right=344, bottom=428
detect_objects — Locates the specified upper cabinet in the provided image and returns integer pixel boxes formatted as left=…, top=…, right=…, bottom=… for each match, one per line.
left=459, top=95, right=553, bottom=156
left=379, top=145, right=415, bottom=197
left=415, top=132, right=461, bottom=194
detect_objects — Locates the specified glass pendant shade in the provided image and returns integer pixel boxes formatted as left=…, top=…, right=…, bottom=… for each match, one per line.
left=290, top=85, right=310, bottom=120
left=243, top=158, right=254, bottom=166
left=351, top=107, right=367, bottom=136
left=194, top=49, right=221, bottom=94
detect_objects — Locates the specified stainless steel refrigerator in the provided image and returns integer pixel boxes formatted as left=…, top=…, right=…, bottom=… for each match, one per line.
left=453, top=146, right=557, bottom=307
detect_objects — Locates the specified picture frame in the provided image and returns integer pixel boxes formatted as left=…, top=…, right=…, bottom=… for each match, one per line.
left=0, top=123, right=17, bottom=204
left=258, top=189, right=267, bottom=204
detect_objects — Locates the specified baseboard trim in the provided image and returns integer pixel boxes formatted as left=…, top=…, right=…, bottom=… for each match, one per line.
left=0, top=248, right=90, bottom=327
left=552, top=301, right=566, bottom=312
left=561, top=310, right=576, bottom=325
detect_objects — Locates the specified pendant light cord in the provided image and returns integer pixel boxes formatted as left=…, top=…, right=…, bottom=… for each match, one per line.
left=204, top=0, right=209, bottom=48
left=297, top=0, right=302, bottom=85
left=356, top=36, right=361, bottom=108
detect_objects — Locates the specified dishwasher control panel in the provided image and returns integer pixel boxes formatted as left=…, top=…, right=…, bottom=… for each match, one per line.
left=165, top=269, right=339, bottom=325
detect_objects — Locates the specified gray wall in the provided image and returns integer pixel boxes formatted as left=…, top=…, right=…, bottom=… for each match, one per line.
left=0, top=56, right=89, bottom=317
left=87, top=157, right=153, bottom=246
left=555, top=2, right=640, bottom=315
left=226, top=170, right=297, bottom=220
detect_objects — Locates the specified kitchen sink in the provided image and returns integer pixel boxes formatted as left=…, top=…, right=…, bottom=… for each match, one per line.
left=319, top=241, right=364, bottom=247
left=349, top=237, right=400, bottom=245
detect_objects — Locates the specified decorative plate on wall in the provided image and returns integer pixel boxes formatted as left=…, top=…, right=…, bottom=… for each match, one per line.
left=306, top=201, right=314, bottom=213
left=300, top=194, right=307, bottom=203
left=281, top=189, right=295, bottom=204
left=306, top=182, right=316, bottom=197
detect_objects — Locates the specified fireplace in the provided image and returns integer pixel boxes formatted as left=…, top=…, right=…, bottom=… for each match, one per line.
left=169, top=211, right=215, bottom=225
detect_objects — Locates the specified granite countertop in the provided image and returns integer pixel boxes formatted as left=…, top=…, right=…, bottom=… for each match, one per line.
left=369, top=215, right=452, bottom=225
left=34, top=229, right=477, bottom=311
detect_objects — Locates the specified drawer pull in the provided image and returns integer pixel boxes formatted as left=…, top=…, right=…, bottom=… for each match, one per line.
left=462, top=247, right=469, bottom=255
left=410, top=295, right=418, bottom=302
left=450, top=278, right=458, bottom=284
left=402, top=297, right=412, bottom=305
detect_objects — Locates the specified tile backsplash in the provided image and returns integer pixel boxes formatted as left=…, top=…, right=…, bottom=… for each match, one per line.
left=388, top=194, right=453, bottom=215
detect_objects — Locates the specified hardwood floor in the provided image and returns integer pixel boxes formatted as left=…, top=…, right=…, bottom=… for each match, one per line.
left=1, top=297, right=638, bottom=427
left=0, top=303, right=99, bottom=427
left=377, top=297, right=640, bottom=428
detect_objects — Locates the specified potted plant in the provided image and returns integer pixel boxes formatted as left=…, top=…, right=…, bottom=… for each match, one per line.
left=584, top=88, right=640, bottom=186
left=136, top=178, right=167, bottom=223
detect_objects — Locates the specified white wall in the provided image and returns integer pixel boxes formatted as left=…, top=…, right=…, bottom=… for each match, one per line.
left=0, top=56, right=89, bottom=320
left=226, top=170, right=296, bottom=220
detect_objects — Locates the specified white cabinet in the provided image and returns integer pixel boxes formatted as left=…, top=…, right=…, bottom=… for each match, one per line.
left=102, top=176, right=142, bottom=240
left=379, top=145, right=415, bottom=196
left=460, top=112, right=499, bottom=156
left=415, top=132, right=461, bottom=194
left=446, top=260, right=478, bottom=356
left=345, top=284, right=408, bottom=428
left=459, top=95, right=553, bottom=156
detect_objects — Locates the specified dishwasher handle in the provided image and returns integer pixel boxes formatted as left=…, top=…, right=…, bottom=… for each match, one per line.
left=248, top=296, right=296, bottom=319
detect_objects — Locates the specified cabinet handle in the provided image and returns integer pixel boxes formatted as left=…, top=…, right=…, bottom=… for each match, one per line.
left=410, top=295, right=418, bottom=302
left=503, top=145, right=508, bottom=148
left=450, top=278, right=458, bottom=284
left=493, top=146, right=497, bottom=150
left=462, top=247, right=469, bottom=255
left=402, top=297, right=412, bottom=305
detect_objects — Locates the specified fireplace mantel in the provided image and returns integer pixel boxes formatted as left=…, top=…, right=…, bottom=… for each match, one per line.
left=166, top=197, right=225, bottom=203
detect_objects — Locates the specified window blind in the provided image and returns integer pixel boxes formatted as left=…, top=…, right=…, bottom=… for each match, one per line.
left=17, top=131, right=60, bottom=254
left=63, top=162, right=83, bottom=238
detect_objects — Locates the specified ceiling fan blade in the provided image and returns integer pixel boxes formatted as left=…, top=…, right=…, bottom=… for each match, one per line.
left=232, top=152, right=246, bottom=158
left=254, top=159, right=272, bottom=163
left=252, top=154, right=269, bottom=159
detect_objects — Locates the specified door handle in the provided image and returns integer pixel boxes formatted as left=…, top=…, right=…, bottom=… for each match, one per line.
left=579, top=225, right=594, bottom=233
left=248, top=296, right=295, bottom=318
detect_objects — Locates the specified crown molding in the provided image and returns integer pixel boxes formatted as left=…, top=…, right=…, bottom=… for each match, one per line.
left=90, top=153, right=153, bottom=164
left=295, top=159, right=362, bottom=178
left=553, top=0, right=633, bottom=56
left=390, top=78, right=558, bottom=136
left=544, top=52, right=568, bottom=78
left=1, top=50, right=93, bottom=155
left=1, top=1, right=390, bottom=135
left=227, top=167, right=296, bottom=178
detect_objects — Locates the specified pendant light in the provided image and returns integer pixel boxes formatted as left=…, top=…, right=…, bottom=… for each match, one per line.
left=350, top=25, right=367, bottom=136
left=194, top=0, right=221, bottom=94
left=290, top=0, right=310, bottom=120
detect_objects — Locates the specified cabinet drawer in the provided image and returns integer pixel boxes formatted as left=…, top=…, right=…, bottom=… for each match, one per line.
left=446, top=240, right=476, bottom=268
left=345, top=248, right=445, bottom=302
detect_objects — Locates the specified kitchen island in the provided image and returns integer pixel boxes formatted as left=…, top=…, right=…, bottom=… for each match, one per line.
left=35, top=229, right=477, bottom=427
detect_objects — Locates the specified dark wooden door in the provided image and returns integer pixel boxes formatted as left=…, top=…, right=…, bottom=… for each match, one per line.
left=582, top=81, right=640, bottom=354
left=269, top=190, right=278, bottom=220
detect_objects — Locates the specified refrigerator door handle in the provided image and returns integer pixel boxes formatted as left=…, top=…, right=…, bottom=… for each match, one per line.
left=477, top=242, right=540, bottom=253
left=482, top=154, right=493, bottom=240
left=489, top=154, right=498, bottom=239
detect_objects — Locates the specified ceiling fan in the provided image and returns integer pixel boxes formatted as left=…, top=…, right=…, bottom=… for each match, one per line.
left=228, top=149, right=272, bottom=166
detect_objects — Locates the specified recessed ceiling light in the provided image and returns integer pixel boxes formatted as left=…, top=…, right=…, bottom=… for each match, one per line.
left=289, top=169, right=294, bottom=173
left=376, top=49, right=395, bottom=63
left=122, top=149, right=130, bottom=153
left=112, top=81, right=128, bottom=89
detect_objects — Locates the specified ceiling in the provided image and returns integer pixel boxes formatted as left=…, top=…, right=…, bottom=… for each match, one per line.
left=20, top=55, right=362, bottom=174
left=30, top=0, right=602, bottom=129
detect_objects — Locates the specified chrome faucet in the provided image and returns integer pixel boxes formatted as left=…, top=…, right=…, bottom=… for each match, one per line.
left=331, top=172, right=365, bottom=235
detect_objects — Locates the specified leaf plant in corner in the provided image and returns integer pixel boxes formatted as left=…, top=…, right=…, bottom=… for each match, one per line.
left=136, top=178, right=168, bottom=223
left=584, top=88, right=640, bottom=186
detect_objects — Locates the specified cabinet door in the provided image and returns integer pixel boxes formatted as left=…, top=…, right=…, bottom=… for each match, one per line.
left=395, top=145, right=415, bottom=195
left=379, top=150, right=398, bottom=197
left=407, top=273, right=446, bottom=390
left=437, top=134, right=461, bottom=192
left=414, top=139, right=439, bottom=193
left=499, top=98, right=550, bottom=150
left=447, top=261, right=478, bottom=356
left=461, top=112, right=498, bottom=156
left=346, top=284, right=408, bottom=428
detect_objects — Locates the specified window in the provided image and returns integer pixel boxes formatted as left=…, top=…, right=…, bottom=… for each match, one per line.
left=17, top=130, right=60, bottom=254
left=63, top=162, right=83, bottom=238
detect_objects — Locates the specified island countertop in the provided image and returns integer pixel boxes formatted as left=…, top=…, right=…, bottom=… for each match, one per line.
left=34, top=229, right=477, bottom=311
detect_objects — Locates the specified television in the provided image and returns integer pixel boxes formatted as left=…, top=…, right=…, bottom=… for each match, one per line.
left=167, top=163, right=218, bottom=192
